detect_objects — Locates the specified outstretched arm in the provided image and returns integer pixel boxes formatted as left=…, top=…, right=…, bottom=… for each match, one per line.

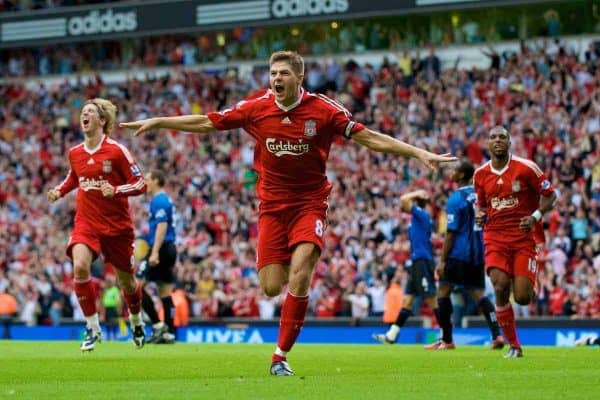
left=351, top=128, right=456, bottom=171
left=481, top=45, right=495, bottom=58
left=120, top=115, right=216, bottom=136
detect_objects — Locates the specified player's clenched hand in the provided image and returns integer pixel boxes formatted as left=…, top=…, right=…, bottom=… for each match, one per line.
left=120, top=118, right=160, bottom=137
left=519, top=215, right=535, bottom=232
left=47, top=188, right=61, bottom=203
left=417, top=151, right=457, bottom=172
left=435, top=261, right=446, bottom=280
left=100, top=183, right=115, bottom=198
left=475, top=210, right=486, bottom=226
left=149, top=251, right=159, bottom=267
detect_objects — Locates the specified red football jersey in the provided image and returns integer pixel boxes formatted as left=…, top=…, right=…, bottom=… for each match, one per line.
left=474, top=154, right=554, bottom=245
left=57, top=135, right=146, bottom=235
left=207, top=88, right=365, bottom=211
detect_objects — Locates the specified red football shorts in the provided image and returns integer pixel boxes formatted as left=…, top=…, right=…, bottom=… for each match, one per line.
left=256, top=203, right=327, bottom=270
left=484, top=242, right=538, bottom=283
left=66, top=221, right=135, bottom=273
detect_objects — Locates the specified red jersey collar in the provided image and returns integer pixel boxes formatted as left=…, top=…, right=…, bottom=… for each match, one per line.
left=490, top=153, right=511, bottom=175
left=84, top=134, right=106, bottom=154
left=274, top=87, right=304, bottom=112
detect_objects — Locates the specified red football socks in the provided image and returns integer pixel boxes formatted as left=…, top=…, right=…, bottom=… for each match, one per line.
left=496, top=303, right=521, bottom=348
left=277, top=292, right=309, bottom=353
left=272, top=354, right=287, bottom=363
left=122, top=281, right=142, bottom=315
left=73, top=278, right=97, bottom=317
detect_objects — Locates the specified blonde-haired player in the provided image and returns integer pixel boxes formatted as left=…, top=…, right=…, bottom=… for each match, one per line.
left=48, top=98, right=147, bottom=351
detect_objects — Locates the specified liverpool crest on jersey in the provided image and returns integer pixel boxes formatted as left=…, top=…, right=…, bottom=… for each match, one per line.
left=304, top=120, right=317, bottom=137
left=512, top=180, right=521, bottom=192
left=102, top=160, right=112, bottom=173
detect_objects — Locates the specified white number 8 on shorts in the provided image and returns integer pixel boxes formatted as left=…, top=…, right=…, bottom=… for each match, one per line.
left=315, top=219, right=324, bottom=237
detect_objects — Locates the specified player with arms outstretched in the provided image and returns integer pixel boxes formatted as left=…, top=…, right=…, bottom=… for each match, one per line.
left=474, top=126, right=556, bottom=358
left=48, top=98, right=147, bottom=351
left=121, top=51, right=456, bottom=375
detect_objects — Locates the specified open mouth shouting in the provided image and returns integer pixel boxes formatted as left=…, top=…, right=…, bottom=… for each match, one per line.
left=274, top=84, right=285, bottom=95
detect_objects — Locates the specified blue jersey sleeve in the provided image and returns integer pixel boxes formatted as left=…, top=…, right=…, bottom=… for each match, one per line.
left=411, top=204, right=428, bottom=223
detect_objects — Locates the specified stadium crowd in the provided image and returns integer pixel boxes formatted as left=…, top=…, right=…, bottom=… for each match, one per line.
left=0, top=23, right=412, bottom=78
left=0, top=0, right=118, bottom=12
left=4, top=17, right=584, bottom=78
left=0, top=37, right=599, bottom=328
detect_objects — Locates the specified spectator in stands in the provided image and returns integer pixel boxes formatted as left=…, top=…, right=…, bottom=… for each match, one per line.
left=367, top=278, right=386, bottom=317
left=101, top=274, right=122, bottom=340
left=171, top=285, right=190, bottom=328
left=344, top=281, right=370, bottom=325
left=0, top=287, right=18, bottom=339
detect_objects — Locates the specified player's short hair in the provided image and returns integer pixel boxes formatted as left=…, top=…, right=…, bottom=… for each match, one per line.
left=269, top=51, right=304, bottom=76
left=85, top=98, right=117, bottom=135
left=416, top=197, right=429, bottom=208
left=456, top=160, right=475, bottom=181
left=489, top=125, right=509, bottom=137
left=149, top=170, right=166, bottom=187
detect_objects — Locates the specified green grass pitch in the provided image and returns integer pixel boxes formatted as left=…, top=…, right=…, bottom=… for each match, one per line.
left=0, top=341, right=596, bottom=399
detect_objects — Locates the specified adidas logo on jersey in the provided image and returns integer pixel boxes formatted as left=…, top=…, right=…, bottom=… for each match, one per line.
left=497, top=178, right=503, bottom=184
left=281, top=116, right=292, bottom=124
left=87, top=158, right=95, bottom=165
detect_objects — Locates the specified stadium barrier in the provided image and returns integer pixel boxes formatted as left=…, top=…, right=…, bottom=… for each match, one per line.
left=2, top=317, right=598, bottom=347
left=463, top=316, right=600, bottom=329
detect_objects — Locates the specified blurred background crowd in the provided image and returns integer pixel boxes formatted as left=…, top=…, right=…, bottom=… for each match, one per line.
left=2, top=1, right=599, bottom=77
left=0, top=0, right=116, bottom=11
left=0, top=1, right=599, bottom=329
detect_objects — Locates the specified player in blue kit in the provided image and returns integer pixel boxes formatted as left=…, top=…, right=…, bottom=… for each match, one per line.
left=372, top=189, right=439, bottom=344
left=137, top=170, right=177, bottom=343
left=426, top=161, right=504, bottom=349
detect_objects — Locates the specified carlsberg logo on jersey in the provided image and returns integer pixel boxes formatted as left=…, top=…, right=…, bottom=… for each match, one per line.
left=79, top=177, right=109, bottom=191
left=490, top=196, right=519, bottom=211
left=266, top=138, right=309, bottom=157
left=68, top=9, right=138, bottom=36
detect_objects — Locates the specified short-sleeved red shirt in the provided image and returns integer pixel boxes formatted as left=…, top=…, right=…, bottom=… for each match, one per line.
left=474, top=154, right=554, bottom=246
left=208, top=89, right=365, bottom=212
left=57, top=135, right=146, bottom=235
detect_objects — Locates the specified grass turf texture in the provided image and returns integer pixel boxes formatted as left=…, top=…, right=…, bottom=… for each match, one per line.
left=0, top=342, right=596, bottom=400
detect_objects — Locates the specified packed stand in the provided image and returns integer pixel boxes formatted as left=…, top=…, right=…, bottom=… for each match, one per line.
left=0, top=0, right=122, bottom=12
left=3, top=8, right=591, bottom=79
left=0, top=38, right=599, bottom=328
left=1, top=25, right=396, bottom=78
